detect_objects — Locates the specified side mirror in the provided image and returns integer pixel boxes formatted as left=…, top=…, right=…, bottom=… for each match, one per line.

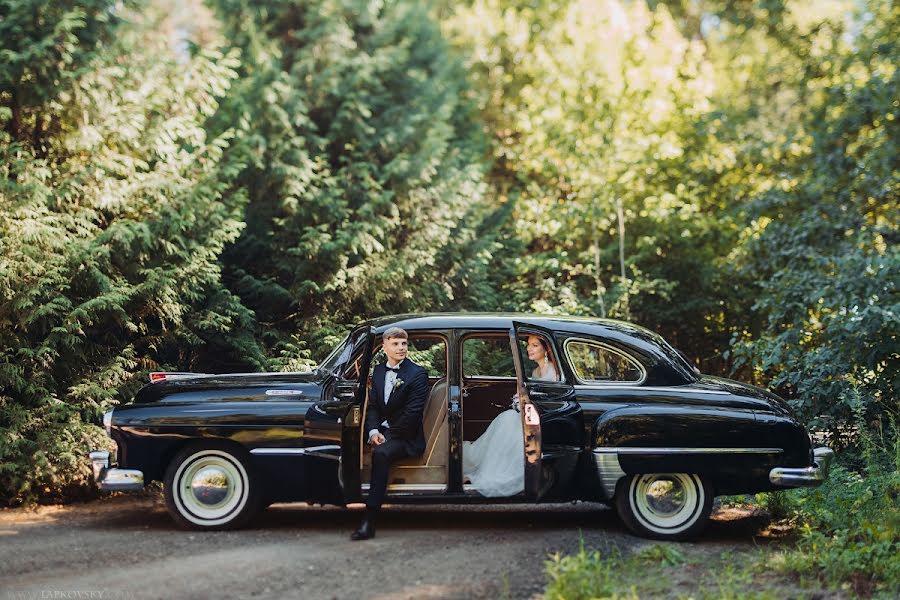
left=334, top=381, right=357, bottom=401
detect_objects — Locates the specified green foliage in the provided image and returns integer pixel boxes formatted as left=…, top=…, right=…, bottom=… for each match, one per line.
left=545, top=541, right=641, bottom=600
left=0, top=3, right=264, bottom=505
left=544, top=541, right=787, bottom=599
left=770, top=428, right=900, bottom=596
left=1, top=0, right=897, bottom=521
left=0, top=0, right=125, bottom=142
left=208, top=0, right=490, bottom=359
left=443, top=0, right=760, bottom=374
left=726, top=0, right=900, bottom=437
left=635, top=544, right=685, bottom=567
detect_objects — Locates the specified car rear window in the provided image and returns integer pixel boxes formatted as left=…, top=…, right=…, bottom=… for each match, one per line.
left=565, top=339, right=644, bottom=384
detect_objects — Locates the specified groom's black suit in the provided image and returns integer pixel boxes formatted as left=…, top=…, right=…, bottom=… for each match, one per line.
left=364, top=358, right=428, bottom=511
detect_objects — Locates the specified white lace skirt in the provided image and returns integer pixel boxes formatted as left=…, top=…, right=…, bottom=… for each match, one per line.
left=462, top=409, right=524, bottom=497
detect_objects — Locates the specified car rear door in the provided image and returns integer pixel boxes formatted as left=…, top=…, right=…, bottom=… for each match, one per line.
left=510, top=321, right=583, bottom=501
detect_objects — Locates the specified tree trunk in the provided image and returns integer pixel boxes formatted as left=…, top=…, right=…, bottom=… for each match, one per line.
left=616, top=198, right=626, bottom=282
left=593, top=228, right=606, bottom=318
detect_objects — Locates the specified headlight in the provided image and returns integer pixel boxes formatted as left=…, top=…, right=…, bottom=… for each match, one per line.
left=103, top=409, right=114, bottom=435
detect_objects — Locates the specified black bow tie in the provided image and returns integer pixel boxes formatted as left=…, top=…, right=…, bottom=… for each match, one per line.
left=385, top=366, right=400, bottom=373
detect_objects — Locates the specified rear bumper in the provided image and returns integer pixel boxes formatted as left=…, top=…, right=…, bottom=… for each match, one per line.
left=769, top=447, right=834, bottom=487
left=89, top=451, right=144, bottom=492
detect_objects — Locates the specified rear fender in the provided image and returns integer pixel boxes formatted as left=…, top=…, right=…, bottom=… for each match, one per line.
left=590, top=405, right=785, bottom=498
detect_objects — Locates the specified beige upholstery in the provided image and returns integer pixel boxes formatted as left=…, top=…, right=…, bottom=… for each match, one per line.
left=362, top=378, right=448, bottom=485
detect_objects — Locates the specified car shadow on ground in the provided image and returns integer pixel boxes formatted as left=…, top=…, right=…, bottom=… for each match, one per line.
left=4, top=495, right=775, bottom=546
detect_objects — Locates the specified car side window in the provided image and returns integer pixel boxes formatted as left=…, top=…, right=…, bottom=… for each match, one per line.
left=371, top=336, right=447, bottom=378
left=407, top=337, right=447, bottom=378
left=462, top=336, right=515, bottom=378
left=565, top=339, right=644, bottom=384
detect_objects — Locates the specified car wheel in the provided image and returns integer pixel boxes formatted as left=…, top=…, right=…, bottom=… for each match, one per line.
left=164, top=443, right=261, bottom=530
left=615, top=473, right=712, bottom=541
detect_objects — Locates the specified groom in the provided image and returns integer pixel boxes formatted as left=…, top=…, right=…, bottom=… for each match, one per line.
left=351, top=326, right=428, bottom=541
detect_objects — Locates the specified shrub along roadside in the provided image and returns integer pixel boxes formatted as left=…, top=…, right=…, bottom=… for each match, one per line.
left=543, top=437, right=899, bottom=598
left=544, top=540, right=792, bottom=600
left=767, top=431, right=900, bottom=597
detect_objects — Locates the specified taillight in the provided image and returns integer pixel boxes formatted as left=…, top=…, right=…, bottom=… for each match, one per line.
left=149, top=372, right=198, bottom=382
left=103, top=409, right=114, bottom=434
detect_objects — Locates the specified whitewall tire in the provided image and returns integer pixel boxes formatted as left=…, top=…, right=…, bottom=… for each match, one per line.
left=615, top=473, right=712, bottom=540
left=164, top=444, right=261, bottom=530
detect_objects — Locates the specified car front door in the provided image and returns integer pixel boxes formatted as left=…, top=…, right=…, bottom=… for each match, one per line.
left=303, top=325, right=373, bottom=504
left=510, top=321, right=583, bottom=501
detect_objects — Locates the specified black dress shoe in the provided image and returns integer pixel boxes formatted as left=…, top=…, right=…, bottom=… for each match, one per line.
left=350, top=515, right=376, bottom=541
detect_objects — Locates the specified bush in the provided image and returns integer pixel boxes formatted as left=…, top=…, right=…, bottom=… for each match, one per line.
left=771, top=428, right=900, bottom=596
left=544, top=541, right=640, bottom=600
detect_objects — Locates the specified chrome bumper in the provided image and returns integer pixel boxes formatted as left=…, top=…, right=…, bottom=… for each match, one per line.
left=89, top=451, right=144, bottom=491
left=769, top=447, right=834, bottom=487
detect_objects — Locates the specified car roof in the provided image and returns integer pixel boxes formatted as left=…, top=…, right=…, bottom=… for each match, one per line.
left=363, top=312, right=654, bottom=338
left=359, top=312, right=697, bottom=385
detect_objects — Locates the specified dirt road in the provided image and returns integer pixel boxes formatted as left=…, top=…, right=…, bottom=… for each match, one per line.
left=0, top=494, right=772, bottom=600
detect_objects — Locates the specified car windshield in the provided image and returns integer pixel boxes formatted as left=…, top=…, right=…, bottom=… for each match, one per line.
left=317, top=334, right=351, bottom=375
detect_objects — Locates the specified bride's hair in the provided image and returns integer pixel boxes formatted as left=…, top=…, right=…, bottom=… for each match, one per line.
left=535, top=336, right=558, bottom=380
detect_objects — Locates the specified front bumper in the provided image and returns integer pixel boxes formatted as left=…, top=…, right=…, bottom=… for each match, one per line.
left=89, top=451, right=144, bottom=491
left=769, top=447, right=834, bottom=487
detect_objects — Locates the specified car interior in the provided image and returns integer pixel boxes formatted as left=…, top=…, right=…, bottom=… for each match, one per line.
left=354, top=331, right=553, bottom=491
left=359, top=335, right=450, bottom=488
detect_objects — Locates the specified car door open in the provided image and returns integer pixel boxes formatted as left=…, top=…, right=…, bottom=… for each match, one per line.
left=510, top=322, right=583, bottom=501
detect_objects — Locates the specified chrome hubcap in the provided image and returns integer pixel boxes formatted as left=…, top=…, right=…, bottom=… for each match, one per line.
left=190, top=466, right=231, bottom=506
left=630, top=473, right=703, bottom=534
left=173, top=450, right=248, bottom=525
left=643, top=476, right=686, bottom=517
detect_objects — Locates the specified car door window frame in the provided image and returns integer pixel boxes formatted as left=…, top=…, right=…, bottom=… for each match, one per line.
left=562, top=336, right=647, bottom=386
left=459, top=331, right=517, bottom=380
left=514, top=327, right=567, bottom=384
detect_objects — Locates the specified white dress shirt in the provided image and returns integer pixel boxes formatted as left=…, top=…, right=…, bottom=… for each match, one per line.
left=369, top=360, right=402, bottom=442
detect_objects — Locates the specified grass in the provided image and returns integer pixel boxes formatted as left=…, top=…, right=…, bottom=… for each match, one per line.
left=543, top=539, right=793, bottom=600
left=543, top=428, right=899, bottom=599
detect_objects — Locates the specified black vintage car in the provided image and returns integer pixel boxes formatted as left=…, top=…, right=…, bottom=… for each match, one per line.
left=89, top=314, right=833, bottom=540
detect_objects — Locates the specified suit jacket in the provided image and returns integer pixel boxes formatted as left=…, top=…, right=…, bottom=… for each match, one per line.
left=365, top=358, right=428, bottom=455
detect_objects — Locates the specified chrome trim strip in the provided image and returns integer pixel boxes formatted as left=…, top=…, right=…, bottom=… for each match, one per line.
left=574, top=384, right=730, bottom=395
left=563, top=337, right=647, bottom=386
left=251, top=445, right=340, bottom=459
left=593, top=451, right=625, bottom=500
left=362, top=484, right=447, bottom=493
left=593, top=447, right=783, bottom=455
left=770, top=447, right=834, bottom=488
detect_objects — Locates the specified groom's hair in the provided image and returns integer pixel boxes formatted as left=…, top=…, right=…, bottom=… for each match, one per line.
left=383, top=326, right=408, bottom=340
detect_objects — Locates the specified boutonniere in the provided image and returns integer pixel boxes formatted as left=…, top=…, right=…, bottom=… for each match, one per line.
left=393, top=378, right=405, bottom=390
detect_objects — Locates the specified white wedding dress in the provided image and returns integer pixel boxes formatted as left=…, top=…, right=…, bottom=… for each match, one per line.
left=462, top=365, right=558, bottom=497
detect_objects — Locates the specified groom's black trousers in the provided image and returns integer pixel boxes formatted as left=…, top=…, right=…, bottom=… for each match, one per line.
left=367, top=437, right=420, bottom=512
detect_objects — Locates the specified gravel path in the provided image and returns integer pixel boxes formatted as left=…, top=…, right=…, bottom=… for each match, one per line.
left=0, top=495, right=771, bottom=600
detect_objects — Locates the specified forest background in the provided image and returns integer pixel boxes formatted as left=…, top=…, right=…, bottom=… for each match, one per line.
left=0, top=0, right=896, bottom=518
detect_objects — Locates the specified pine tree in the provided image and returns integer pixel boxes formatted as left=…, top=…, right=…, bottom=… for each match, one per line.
left=0, top=3, right=264, bottom=505
left=209, top=0, right=490, bottom=363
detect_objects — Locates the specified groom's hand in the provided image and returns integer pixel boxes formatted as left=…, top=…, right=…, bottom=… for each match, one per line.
left=370, top=432, right=386, bottom=446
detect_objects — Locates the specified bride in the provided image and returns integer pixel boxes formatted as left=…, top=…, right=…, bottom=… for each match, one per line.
left=462, top=335, right=559, bottom=497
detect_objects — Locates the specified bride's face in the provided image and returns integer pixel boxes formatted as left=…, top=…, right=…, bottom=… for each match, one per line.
left=526, top=336, right=547, bottom=362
